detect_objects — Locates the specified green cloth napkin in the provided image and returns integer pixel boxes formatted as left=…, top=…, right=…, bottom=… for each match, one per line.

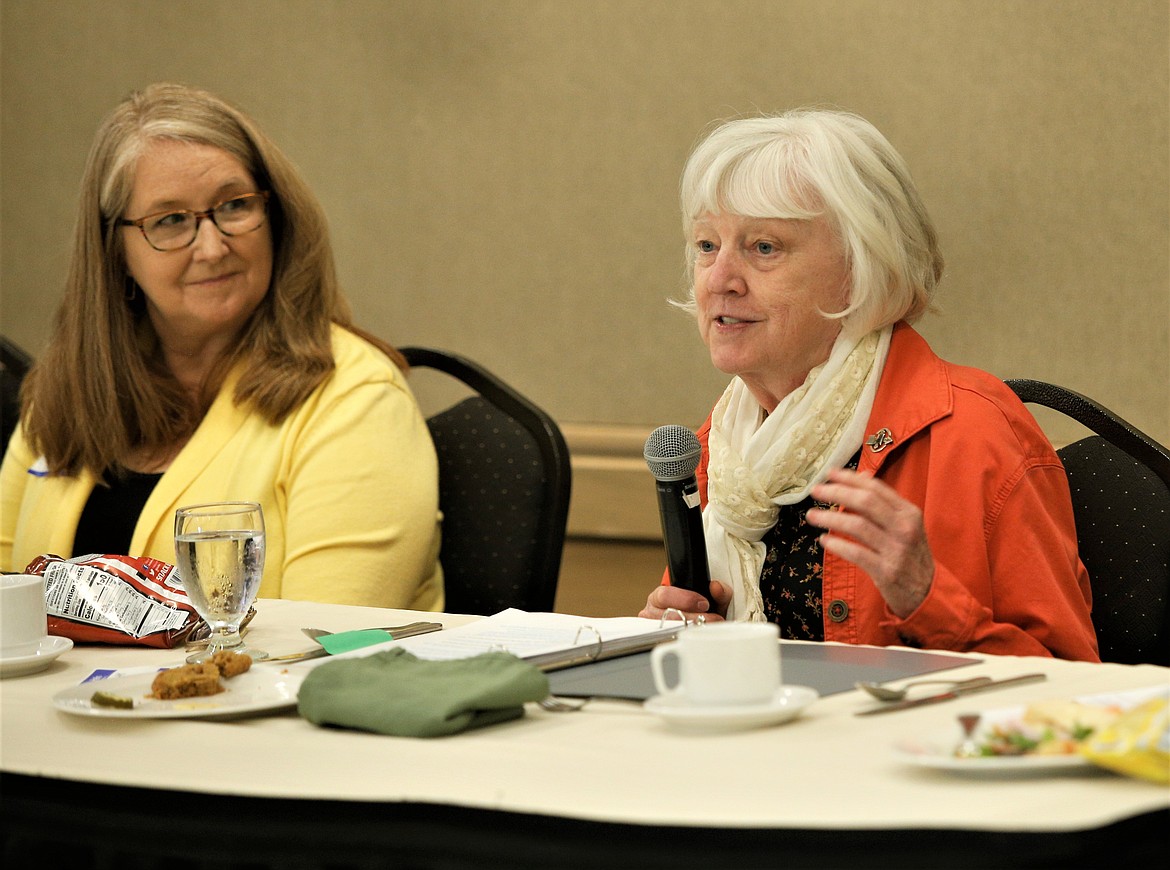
left=297, top=647, right=550, bottom=737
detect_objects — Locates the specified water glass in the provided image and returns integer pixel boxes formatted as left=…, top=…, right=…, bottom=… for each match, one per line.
left=174, top=501, right=267, bottom=663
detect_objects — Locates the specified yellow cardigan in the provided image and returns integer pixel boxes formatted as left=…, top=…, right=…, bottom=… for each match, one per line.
left=0, top=326, right=443, bottom=611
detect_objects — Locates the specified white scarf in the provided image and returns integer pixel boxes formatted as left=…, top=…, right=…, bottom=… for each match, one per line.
left=703, top=326, right=892, bottom=621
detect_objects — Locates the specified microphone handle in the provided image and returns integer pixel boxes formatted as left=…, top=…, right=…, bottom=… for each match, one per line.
left=655, top=477, right=715, bottom=608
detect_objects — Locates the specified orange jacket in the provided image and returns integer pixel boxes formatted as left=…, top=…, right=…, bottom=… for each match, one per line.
left=691, top=323, right=1100, bottom=661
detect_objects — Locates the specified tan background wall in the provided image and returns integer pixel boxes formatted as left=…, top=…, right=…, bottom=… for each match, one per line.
left=2, top=0, right=1167, bottom=614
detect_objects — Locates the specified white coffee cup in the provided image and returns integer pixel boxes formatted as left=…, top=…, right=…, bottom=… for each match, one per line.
left=0, top=573, right=48, bottom=658
left=650, top=621, right=781, bottom=707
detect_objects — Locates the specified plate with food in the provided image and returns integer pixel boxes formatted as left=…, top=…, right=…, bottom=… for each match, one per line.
left=894, top=685, right=1169, bottom=774
left=53, top=650, right=303, bottom=719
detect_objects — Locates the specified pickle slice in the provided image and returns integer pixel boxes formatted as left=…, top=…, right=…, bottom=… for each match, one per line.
left=90, top=690, right=135, bottom=709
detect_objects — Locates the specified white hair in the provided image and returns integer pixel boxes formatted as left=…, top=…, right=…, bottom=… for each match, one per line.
left=677, top=109, right=943, bottom=335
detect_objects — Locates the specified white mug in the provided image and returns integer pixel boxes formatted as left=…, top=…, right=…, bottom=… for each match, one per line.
left=650, top=621, right=781, bottom=706
left=0, top=573, right=48, bottom=658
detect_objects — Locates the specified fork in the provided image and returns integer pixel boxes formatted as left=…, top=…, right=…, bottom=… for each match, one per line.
left=538, top=696, right=588, bottom=712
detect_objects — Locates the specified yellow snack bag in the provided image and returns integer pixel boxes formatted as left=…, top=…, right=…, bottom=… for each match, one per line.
left=1079, top=697, right=1169, bottom=784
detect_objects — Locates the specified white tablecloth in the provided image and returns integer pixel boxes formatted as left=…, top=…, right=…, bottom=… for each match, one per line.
left=2, top=598, right=1167, bottom=834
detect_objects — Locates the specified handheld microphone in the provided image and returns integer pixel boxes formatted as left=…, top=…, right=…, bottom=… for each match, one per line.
left=644, top=425, right=714, bottom=607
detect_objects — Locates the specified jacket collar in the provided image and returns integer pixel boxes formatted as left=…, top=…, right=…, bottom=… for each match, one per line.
left=859, top=322, right=953, bottom=472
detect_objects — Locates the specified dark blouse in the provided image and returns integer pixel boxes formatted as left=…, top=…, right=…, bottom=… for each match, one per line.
left=758, top=450, right=860, bottom=641
left=72, top=471, right=163, bottom=558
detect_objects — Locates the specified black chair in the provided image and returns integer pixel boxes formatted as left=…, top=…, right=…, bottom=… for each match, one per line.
left=401, top=347, right=571, bottom=615
left=1006, top=379, right=1170, bottom=665
left=1, top=336, right=33, bottom=457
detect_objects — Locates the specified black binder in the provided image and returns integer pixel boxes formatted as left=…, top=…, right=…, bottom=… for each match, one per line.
left=547, top=639, right=978, bottom=700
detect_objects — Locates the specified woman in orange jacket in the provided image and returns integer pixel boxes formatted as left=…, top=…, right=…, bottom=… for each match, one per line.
left=639, top=110, right=1098, bottom=662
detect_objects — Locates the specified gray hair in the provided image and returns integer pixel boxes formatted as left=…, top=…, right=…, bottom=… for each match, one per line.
left=677, top=109, right=943, bottom=335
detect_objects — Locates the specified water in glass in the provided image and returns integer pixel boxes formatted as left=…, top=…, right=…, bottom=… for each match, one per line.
left=174, top=501, right=267, bottom=663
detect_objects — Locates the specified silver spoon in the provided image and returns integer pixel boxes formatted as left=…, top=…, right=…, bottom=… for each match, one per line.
left=854, top=675, right=994, bottom=702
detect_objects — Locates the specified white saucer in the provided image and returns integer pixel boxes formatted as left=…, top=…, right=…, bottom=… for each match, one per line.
left=644, top=685, right=818, bottom=733
left=0, top=635, right=73, bottom=678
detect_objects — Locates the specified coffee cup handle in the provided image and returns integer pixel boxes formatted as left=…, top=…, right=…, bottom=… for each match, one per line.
left=650, top=642, right=683, bottom=697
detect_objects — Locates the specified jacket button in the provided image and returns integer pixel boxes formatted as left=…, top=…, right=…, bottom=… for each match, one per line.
left=827, top=599, right=849, bottom=622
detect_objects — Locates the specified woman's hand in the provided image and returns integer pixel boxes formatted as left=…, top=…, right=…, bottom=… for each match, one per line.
left=638, top=580, right=732, bottom=622
left=806, top=468, right=934, bottom=618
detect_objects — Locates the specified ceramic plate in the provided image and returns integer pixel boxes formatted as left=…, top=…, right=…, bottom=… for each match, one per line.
left=644, top=685, right=818, bottom=733
left=53, top=667, right=303, bottom=720
left=893, top=685, right=1169, bottom=775
left=0, top=635, right=73, bottom=679
left=893, top=733, right=1092, bottom=773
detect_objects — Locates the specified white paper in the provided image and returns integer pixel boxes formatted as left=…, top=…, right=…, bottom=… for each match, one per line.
left=328, top=609, right=671, bottom=664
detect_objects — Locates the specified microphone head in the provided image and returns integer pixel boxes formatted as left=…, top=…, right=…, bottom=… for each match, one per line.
left=644, top=425, right=702, bottom=482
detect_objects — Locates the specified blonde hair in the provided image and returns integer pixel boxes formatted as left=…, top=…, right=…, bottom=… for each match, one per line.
left=22, top=83, right=403, bottom=476
left=677, top=109, right=943, bottom=335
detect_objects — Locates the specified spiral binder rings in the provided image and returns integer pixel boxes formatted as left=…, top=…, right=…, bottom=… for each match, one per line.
left=389, top=609, right=693, bottom=673
left=526, top=617, right=688, bottom=672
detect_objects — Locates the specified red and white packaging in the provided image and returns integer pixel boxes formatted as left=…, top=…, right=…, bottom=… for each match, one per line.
left=24, top=553, right=204, bottom=649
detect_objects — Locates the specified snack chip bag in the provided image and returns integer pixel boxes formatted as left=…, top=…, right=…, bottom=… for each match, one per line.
left=1079, top=696, right=1170, bottom=784
left=25, top=553, right=204, bottom=649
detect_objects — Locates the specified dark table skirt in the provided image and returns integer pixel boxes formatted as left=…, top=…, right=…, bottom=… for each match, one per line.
left=2, top=772, right=1166, bottom=870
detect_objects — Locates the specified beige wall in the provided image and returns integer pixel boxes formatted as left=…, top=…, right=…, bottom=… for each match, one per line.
left=3, top=0, right=1167, bottom=540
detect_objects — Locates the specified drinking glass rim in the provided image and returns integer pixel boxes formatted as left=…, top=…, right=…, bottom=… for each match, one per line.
left=175, top=500, right=262, bottom=517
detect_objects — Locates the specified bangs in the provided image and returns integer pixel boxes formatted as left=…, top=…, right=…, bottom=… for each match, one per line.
left=684, top=136, right=823, bottom=227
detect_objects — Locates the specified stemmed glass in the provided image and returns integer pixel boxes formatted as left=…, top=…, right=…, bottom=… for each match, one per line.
left=174, top=501, right=268, bottom=663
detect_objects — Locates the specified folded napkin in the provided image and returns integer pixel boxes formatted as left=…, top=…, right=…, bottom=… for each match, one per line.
left=297, top=647, right=550, bottom=737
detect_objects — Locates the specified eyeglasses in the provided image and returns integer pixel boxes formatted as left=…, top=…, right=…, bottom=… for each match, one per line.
left=118, top=191, right=270, bottom=252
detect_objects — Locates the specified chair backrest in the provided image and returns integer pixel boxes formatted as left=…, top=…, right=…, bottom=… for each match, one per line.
left=401, top=346, right=571, bottom=615
left=1, top=336, right=33, bottom=457
left=1006, top=379, right=1170, bottom=665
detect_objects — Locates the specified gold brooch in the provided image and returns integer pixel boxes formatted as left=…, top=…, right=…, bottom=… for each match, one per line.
left=865, top=427, right=894, bottom=453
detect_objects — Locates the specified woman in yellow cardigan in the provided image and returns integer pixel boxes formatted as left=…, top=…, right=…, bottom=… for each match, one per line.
left=1, top=83, right=442, bottom=610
